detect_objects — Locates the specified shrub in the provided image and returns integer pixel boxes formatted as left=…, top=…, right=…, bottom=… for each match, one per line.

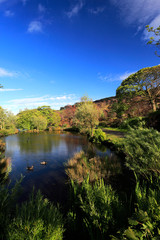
left=119, top=117, right=146, bottom=130
left=123, top=128, right=160, bottom=179
left=89, top=129, right=106, bottom=144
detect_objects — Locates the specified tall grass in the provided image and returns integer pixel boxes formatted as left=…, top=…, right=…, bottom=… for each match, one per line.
left=8, top=189, right=64, bottom=240
left=0, top=180, right=64, bottom=240
left=67, top=177, right=128, bottom=240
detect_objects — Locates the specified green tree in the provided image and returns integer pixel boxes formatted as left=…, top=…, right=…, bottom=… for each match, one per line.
left=31, top=115, right=47, bottom=130
left=146, top=25, right=160, bottom=56
left=0, top=107, right=7, bottom=130
left=73, top=96, right=99, bottom=136
left=116, top=65, right=160, bottom=112
left=37, top=106, right=61, bottom=128
left=16, top=109, right=42, bottom=130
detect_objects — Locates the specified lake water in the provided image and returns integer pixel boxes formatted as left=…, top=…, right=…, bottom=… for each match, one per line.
left=2, top=132, right=129, bottom=204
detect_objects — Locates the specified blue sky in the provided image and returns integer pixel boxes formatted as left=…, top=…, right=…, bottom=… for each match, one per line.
left=0, top=0, right=160, bottom=114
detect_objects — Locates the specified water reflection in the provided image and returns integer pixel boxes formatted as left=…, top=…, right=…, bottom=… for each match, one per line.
left=0, top=157, right=11, bottom=183
left=3, top=132, right=122, bottom=203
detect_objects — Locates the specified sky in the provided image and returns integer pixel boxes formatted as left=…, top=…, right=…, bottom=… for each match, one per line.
left=0, top=0, right=160, bottom=114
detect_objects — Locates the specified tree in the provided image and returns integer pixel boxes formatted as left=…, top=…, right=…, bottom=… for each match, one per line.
left=73, top=96, right=99, bottom=136
left=37, top=106, right=61, bottom=128
left=146, top=25, right=160, bottom=56
left=16, top=109, right=42, bottom=130
left=116, top=65, right=160, bottom=112
left=31, top=115, right=47, bottom=130
left=0, top=107, right=7, bottom=130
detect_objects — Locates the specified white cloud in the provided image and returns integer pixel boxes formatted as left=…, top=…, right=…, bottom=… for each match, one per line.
left=88, top=7, right=105, bottom=15
left=0, top=67, right=18, bottom=77
left=0, top=88, right=23, bottom=92
left=66, top=0, right=84, bottom=18
left=6, top=94, right=78, bottom=114
left=28, top=20, right=43, bottom=33
left=4, top=10, right=14, bottom=17
left=38, top=4, right=46, bottom=13
left=98, top=71, right=136, bottom=82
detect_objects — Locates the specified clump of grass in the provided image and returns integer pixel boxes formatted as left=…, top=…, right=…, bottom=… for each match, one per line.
left=67, top=177, right=127, bottom=240
left=7, top=189, right=64, bottom=240
left=65, top=151, right=122, bottom=183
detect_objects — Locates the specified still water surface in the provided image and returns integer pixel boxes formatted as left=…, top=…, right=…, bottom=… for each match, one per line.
left=3, top=132, right=123, bottom=204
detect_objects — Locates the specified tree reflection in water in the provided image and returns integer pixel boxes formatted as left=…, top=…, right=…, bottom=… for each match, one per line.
left=0, top=157, right=11, bottom=183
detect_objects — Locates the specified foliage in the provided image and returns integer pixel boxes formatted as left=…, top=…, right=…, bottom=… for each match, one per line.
left=119, top=117, right=146, bottom=130
left=73, top=96, right=99, bottom=136
left=0, top=178, right=22, bottom=239
left=116, top=65, right=160, bottom=112
left=68, top=177, right=125, bottom=240
left=37, top=106, right=61, bottom=128
left=16, top=106, right=60, bottom=130
left=0, top=178, right=64, bottom=240
left=122, top=128, right=160, bottom=179
left=32, top=115, right=48, bottom=130
left=89, top=128, right=106, bottom=144
left=0, top=107, right=16, bottom=131
left=146, top=25, right=160, bottom=57
left=8, top=190, right=64, bottom=240
left=112, top=181, right=160, bottom=239
left=111, top=101, right=129, bottom=119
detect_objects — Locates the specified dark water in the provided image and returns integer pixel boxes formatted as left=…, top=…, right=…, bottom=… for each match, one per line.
left=2, top=132, right=126, bottom=204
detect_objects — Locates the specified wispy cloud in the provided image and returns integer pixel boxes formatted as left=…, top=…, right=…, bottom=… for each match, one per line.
left=110, top=0, right=160, bottom=26
left=66, top=0, right=84, bottom=18
left=28, top=20, right=43, bottom=33
left=21, top=0, right=27, bottom=6
left=6, top=94, right=78, bottom=113
left=38, top=3, right=46, bottom=13
left=98, top=71, right=136, bottom=82
left=88, top=7, right=105, bottom=15
left=4, top=10, right=14, bottom=17
left=0, top=67, right=18, bottom=77
left=0, top=0, right=7, bottom=4
left=0, top=88, right=23, bottom=92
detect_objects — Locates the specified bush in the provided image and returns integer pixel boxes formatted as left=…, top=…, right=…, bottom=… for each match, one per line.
left=89, top=129, right=106, bottom=144
left=123, top=128, right=160, bottom=179
left=119, top=117, right=146, bottom=130
left=0, top=128, right=17, bottom=137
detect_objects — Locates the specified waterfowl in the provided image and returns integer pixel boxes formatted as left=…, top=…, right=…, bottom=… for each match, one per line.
left=26, top=165, right=34, bottom=171
left=40, top=161, right=47, bottom=165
